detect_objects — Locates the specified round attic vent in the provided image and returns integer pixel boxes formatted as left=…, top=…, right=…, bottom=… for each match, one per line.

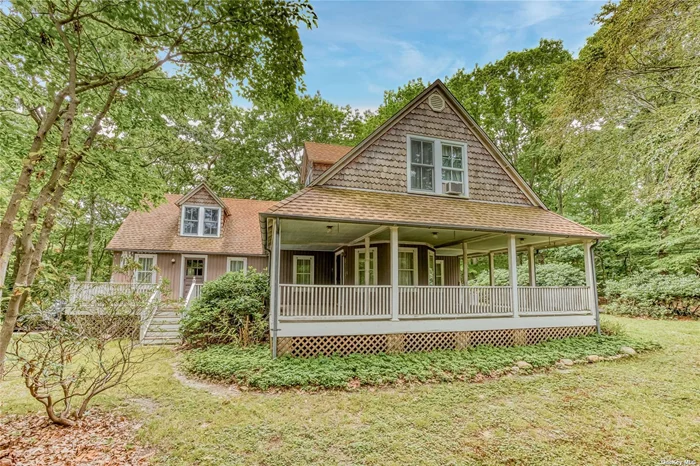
left=428, top=93, right=445, bottom=112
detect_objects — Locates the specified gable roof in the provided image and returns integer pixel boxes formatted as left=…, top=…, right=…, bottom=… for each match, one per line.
left=263, top=187, right=604, bottom=239
left=175, top=183, right=230, bottom=215
left=304, top=142, right=353, bottom=165
left=310, top=80, right=546, bottom=209
left=108, top=194, right=276, bottom=255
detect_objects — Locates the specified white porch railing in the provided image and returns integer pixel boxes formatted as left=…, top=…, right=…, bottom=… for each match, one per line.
left=139, top=287, right=162, bottom=342
left=399, top=286, right=513, bottom=317
left=519, top=286, right=590, bottom=314
left=68, top=281, right=156, bottom=305
left=278, top=284, right=592, bottom=320
left=280, top=285, right=391, bottom=319
left=185, top=282, right=203, bottom=310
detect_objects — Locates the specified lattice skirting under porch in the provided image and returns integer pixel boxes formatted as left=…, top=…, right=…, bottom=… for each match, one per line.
left=276, top=326, right=596, bottom=357
left=65, top=315, right=140, bottom=340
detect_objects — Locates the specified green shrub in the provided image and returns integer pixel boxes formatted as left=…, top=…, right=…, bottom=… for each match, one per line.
left=181, top=335, right=659, bottom=390
left=600, top=316, right=625, bottom=336
left=473, top=263, right=586, bottom=287
left=604, top=272, right=700, bottom=319
left=180, top=270, right=269, bottom=347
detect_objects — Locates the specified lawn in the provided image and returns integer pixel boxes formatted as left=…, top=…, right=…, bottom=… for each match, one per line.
left=2, top=316, right=699, bottom=465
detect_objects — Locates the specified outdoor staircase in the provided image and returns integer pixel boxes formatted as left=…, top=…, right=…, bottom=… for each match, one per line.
left=141, top=307, right=182, bottom=345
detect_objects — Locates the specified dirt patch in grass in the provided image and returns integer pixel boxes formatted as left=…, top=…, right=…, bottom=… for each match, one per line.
left=171, top=362, right=241, bottom=397
left=0, top=411, right=153, bottom=466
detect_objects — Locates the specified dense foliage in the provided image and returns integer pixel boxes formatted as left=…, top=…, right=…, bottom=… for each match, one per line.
left=180, top=271, right=270, bottom=347
left=473, top=263, right=586, bottom=287
left=605, top=273, right=700, bottom=319
left=182, top=334, right=658, bottom=390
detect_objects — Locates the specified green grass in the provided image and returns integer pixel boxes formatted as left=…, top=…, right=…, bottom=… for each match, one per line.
left=2, top=316, right=699, bottom=465
left=181, top=334, right=658, bottom=390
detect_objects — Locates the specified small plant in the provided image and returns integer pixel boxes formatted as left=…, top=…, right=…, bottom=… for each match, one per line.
left=180, top=270, right=269, bottom=347
left=600, top=316, right=625, bottom=336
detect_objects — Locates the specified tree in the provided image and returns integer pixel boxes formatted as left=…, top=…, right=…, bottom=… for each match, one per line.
left=0, top=0, right=317, bottom=375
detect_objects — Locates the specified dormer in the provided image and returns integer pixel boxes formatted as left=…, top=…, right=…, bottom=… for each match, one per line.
left=175, top=183, right=229, bottom=238
left=300, top=142, right=353, bottom=186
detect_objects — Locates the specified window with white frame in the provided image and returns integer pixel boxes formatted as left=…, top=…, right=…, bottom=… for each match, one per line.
left=428, top=250, right=435, bottom=286
left=408, top=136, right=467, bottom=196
left=134, top=254, right=156, bottom=284
left=227, top=257, right=247, bottom=274
left=435, top=259, right=445, bottom=286
left=355, top=247, right=377, bottom=285
left=293, top=255, right=314, bottom=284
left=398, top=248, right=418, bottom=286
left=180, top=205, right=220, bottom=237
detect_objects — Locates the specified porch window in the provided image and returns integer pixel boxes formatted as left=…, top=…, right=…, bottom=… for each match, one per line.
left=180, top=205, right=221, bottom=237
left=435, top=259, right=444, bottom=286
left=134, top=254, right=156, bottom=284
left=409, top=138, right=434, bottom=192
left=398, top=248, right=417, bottom=286
left=293, top=255, right=314, bottom=285
left=428, top=250, right=435, bottom=286
left=407, top=135, right=468, bottom=196
left=227, top=257, right=247, bottom=274
left=355, top=247, right=377, bottom=285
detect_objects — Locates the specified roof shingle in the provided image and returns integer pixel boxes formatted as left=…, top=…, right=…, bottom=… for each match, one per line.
left=304, top=142, right=353, bottom=165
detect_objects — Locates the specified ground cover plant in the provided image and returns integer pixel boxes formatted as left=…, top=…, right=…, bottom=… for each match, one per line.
left=181, top=333, right=658, bottom=390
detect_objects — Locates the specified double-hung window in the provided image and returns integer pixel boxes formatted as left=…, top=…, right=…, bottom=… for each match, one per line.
left=293, top=255, right=314, bottom=284
left=134, top=254, right=156, bottom=284
left=227, top=257, right=247, bottom=274
left=398, top=248, right=418, bottom=286
left=181, top=206, right=221, bottom=237
left=408, top=136, right=468, bottom=196
left=355, top=247, right=377, bottom=285
left=435, top=259, right=445, bottom=286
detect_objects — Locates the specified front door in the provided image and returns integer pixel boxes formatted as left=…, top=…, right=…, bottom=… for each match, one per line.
left=183, top=257, right=205, bottom=298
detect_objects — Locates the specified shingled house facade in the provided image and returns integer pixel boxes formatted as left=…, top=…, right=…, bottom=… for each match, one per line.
left=262, top=80, right=605, bottom=357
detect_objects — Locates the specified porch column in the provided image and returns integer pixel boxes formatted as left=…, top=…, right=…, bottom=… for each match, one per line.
left=488, top=252, right=495, bottom=286
left=269, top=219, right=281, bottom=358
left=583, top=241, right=597, bottom=313
left=528, top=246, right=536, bottom=286
left=390, top=226, right=399, bottom=321
left=462, top=242, right=469, bottom=286
left=507, top=234, right=519, bottom=318
left=364, top=236, right=371, bottom=286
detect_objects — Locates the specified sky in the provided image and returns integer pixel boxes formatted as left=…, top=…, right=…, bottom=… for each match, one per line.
left=293, top=0, right=607, bottom=111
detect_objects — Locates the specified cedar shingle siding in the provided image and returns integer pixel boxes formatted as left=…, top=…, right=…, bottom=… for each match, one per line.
left=323, top=94, right=532, bottom=206
left=186, top=187, right=220, bottom=206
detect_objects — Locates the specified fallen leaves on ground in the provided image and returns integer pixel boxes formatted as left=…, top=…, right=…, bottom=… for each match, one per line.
left=0, top=411, right=153, bottom=466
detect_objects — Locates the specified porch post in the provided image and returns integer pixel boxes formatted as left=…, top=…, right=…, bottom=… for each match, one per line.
left=507, top=234, right=519, bottom=318
left=583, top=241, right=597, bottom=314
left=390, top=226, right=399, bottom=321
left=462, top=242, right=469, bottom=286
left=488, top=252, right=495, bottom=286
left=270, top=219, right=281, bottom=358
left=528, top=246, right=536, bottom=286
left=364, top=236, right=371, bottom=286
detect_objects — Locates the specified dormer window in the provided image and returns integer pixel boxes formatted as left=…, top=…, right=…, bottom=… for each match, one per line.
left=407, top=135, right=468, bottom=196
left=181, top=205, right=220, bottom=237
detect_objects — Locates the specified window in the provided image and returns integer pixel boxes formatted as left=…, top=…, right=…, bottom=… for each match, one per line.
left=185, top=258, right=205, bottom=278
left=227, top=257, right=247, bottom=274
left=398, top=248, right=417, bottom=286
left=180, top=205, right=221, bottom=237
left=428, top=250, right=435, bottom=286
left=407, top=135, right=467, bottom=196
left=435, top=259, right=445, bottom=286
left=355, top=247, right=377, bottom=285
left=134, top=254, right=156, bottom=284
left=293, top=255, right=314, bottom=284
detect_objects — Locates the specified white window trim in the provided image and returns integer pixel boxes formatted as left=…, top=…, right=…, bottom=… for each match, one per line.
left=227, top=257, right=248, bottom=274
left=428, top=250, right=435, bottom=286
left=293, top=255, right=315, bottom=285
left=180, top=205, right=222, bottom=237
left=133, top=253, right=157, bottom=284
left=406, top=134, right=469, bottom=197
left=436, top=259, right=445, bottom=286
left=354, top=247, right=378, bottom=285
left=398, top=247, right=418, bottom=286
left=334, top=250, right=345, bottom=285
left=180, top=254, right=208, bottom=298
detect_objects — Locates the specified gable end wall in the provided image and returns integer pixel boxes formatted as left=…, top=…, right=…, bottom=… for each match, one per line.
left=322, top=96, right=532, bottom=205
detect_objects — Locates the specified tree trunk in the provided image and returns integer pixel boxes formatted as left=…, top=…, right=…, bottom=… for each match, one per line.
left=0, top=236, right=15, bottom=303
left=85, top=196, right=96, bottom=282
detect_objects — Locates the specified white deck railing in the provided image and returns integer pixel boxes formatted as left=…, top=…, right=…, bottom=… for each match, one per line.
left=68, top=281, right=156, bottom=304
left=278, top=284, right=592, bottom=320
left=519, top=286, right=590, bottom=314
left=185, top=282, right=203, bottom=310
left=280, top=285, right=391, bottom=319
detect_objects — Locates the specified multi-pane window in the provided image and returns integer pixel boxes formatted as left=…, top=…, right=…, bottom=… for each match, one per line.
left=135, top=254, right=156, bottom=284
left=228, top=257, right=247, bottom=273
left=186, top=258, right=205, bottom=278
left=435, top=260, right=445, bottom=286
left=181, top=206, right=220, bottom=237
left=356, top=248, right=377, bottom=285
left=409, top=139, right=434, bottom=191
left=294, top=256, right=314, bottom=284
left=442, top=144, right=464, bottom=184
left=428, top=250, right=435, bottom=286
left=398, top=248, right=417, bottom=286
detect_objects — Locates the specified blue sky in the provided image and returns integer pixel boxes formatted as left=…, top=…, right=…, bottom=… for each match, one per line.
left=295, top=0, right=606, bottom=111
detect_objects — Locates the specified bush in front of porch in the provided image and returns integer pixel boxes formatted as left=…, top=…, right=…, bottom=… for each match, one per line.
left=181, top=332, right=659, bottom=390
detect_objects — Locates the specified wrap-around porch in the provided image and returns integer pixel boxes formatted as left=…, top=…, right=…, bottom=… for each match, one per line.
left=267, top=218, right=600, bottom=355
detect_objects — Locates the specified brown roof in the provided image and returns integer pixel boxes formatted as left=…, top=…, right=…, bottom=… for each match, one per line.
left=107, top=194, right=277, bottom=255
left=264, top=187, right=605, bottom=239
left=304, top=142, right=353, bottom=165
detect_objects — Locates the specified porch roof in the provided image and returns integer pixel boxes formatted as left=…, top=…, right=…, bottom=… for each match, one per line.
left=262, top=187, right=605, bottom=240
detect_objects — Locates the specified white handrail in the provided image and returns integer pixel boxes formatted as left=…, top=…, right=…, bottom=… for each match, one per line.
left=139, top=286, right=161, bottom=342
left=184, top=278, right=198, bottom=310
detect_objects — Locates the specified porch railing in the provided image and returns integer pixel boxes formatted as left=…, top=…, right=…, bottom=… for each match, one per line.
left=279, top=285, right=391, bottom=319
left=68, top=281, right=156, bottom=304
left=399, top=286, right=512, bottom=317
left=185, top=282, right=204, bottom=310
left=518, top=286, right=590, bottom=314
